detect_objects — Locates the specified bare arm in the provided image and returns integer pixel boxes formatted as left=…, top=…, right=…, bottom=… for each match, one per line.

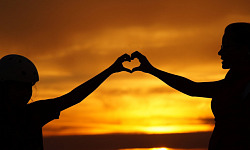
left=131, top=51, right=222, bottom=98
left=47, top=54, right=132, bottom=111
left=147, top=67, right=222, bottom=98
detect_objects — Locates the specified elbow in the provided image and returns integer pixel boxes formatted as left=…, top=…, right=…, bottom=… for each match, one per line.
left=180, top=82, right=205, bottom=97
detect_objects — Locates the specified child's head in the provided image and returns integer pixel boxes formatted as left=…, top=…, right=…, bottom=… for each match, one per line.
left=218, top=22, right=250, bottom=69
left=0, top=54, right=39, bottom=108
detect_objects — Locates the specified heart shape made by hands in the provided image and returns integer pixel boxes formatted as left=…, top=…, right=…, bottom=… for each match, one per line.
left=122, top=57, right=140, bottom=71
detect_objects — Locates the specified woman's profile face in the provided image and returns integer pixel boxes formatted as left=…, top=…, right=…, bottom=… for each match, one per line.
left=5, top=81, right=33, bottom=108
left=218, top=33, right=248, bottom=69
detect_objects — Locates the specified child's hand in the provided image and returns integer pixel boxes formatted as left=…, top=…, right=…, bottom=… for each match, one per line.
left=109, top=54, right=132, bottom=73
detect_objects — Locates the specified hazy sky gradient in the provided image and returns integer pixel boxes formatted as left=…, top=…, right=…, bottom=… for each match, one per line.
left=1, top=0, right=250, bottom=136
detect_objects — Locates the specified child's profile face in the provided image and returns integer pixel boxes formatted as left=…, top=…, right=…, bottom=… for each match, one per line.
left=5, top=81, right=33, bottom=108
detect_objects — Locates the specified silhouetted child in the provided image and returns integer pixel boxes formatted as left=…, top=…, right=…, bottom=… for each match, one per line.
left=0, top=54, right=131, bottom=150
left=131, top=22, right=250, bottom=150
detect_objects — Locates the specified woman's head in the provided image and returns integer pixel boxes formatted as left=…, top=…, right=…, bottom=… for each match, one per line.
left=0, top=54, right=39, bottom=107
left=224, top=23, right=250, bottom=46
left=218, top=22, right=250, bottom=70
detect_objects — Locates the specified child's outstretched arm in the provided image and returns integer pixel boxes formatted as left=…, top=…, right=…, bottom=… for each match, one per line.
left=50, top=54, right=131, bottom=111
left=131, top=51, right=222, bottom=98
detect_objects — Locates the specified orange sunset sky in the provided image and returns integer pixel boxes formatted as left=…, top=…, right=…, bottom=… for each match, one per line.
left=1, top=0, right=250, bottom=136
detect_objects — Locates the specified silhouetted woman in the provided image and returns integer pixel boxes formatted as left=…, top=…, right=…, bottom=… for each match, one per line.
left=0, top=53, right=131, bottom=150
left=131, top=22, right=250, bottom=150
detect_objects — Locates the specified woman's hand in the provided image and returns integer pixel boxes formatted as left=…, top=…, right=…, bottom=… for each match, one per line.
left=131, top=51, right=155, bottom=74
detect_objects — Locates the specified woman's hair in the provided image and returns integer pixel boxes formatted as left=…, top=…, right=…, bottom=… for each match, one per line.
left=225, top=22, right=250, bottom=47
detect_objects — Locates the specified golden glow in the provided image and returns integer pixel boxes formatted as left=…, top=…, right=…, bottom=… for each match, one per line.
left=153, top=148, right=168, bottom=150
left=139, top=125, right=213, bottom=134
left=2, top=0, right=250, bottom=137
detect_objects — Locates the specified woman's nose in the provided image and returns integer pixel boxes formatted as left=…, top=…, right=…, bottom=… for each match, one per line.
left=218, top=49, right=222, bottom=56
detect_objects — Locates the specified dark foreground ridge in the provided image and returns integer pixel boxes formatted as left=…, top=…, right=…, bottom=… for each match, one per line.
left=44, top=132, right=212, bottom=150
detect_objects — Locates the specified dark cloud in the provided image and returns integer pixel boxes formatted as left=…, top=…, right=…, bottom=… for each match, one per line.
left=0, top=0, right=249, bottom=56
left=0, top=0, right=249, bottom=78
left=200, top=118, right=215, bottom=125
left=95, top=86, right=177, bottom=97
left=43, top=125, right=77, bottom=132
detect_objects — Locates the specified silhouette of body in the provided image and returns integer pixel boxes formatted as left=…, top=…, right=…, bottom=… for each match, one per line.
left=131, top=23, right=250, bottom=150
left=0, top=54, right=131, bottom=150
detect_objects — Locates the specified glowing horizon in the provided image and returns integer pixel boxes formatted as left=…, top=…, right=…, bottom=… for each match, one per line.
left=119, top=147, right=206, bottom=150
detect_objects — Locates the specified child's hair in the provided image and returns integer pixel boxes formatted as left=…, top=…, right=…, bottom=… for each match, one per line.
left=225, top=22, right=250, bottom=48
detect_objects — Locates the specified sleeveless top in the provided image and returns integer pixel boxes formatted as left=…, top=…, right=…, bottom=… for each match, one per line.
left=209, top=70, right=250, bottom=150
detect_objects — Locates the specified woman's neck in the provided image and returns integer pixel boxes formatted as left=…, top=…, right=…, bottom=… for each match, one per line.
left=226, top=67, right=250, bottom=81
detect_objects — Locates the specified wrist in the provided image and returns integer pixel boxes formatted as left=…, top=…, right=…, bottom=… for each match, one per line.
left=106, top=65, right=116, bottom=74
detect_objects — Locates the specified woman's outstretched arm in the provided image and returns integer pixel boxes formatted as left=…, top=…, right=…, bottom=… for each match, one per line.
left=131, top=51, right=222, bottom=98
